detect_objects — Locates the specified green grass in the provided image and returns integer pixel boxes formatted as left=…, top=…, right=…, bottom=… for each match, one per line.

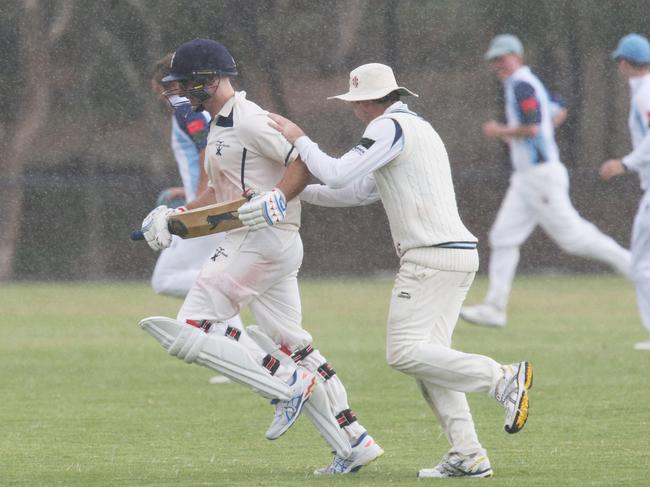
left=1, top=276, right=649, bottom=486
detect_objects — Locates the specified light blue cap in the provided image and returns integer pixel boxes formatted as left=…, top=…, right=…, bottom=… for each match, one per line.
left=485, top=34, right=523, bottom=60
left=612, top=33, right=650, bottom=64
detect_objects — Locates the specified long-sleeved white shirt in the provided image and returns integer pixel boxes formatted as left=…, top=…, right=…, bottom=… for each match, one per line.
left=296, top=102, right=410, bottom=204
left=622, top=73, right=650, bottom=190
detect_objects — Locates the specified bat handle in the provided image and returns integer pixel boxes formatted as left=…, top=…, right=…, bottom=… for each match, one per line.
left=130, top=230, right=144, bottom=241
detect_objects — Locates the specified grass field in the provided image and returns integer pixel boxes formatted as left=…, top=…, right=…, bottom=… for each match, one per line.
left=1, top=275, right=649, bottom=486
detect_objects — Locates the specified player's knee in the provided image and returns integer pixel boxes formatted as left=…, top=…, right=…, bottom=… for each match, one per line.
left=386, top=344, right=410, bottom=372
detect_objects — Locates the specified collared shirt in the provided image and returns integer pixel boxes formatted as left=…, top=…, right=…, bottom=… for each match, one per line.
left=503, top=65, right=560, bottom=171
left=622, top=73, right=650, bottom=190
left=171, top=106, right=211, bottom=201
left=205, top=91, right=301, bottom=228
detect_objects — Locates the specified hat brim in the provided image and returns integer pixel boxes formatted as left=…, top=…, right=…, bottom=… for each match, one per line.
left=485, top=47, right=512, bottom=60
left=327, top=86, right=418, bottom=101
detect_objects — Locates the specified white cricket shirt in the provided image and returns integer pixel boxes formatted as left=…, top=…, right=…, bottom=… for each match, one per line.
left=205, top=91, right=300, bottom=229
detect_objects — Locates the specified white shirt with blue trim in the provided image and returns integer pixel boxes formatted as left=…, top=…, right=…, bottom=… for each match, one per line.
left=622, top=73, right=650, bottom=190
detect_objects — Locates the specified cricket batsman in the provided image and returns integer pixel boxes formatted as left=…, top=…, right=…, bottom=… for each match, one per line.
left=137, top=38, right=382, bottom=475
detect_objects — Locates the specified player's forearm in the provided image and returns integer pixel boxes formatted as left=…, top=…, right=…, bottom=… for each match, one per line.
left=623, top=135, right=650, bottom=171
left=301, top=183, right=378, bottom=207
left=276, top=157, right=312, bottom=201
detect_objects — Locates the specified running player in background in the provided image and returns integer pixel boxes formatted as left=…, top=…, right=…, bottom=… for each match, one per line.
left=460, top=34, right=631, bottom=328
left=600, top=33, right=650, bottom=350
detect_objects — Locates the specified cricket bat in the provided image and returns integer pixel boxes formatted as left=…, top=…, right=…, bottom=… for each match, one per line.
left=130, top=197, right=246, bottom=241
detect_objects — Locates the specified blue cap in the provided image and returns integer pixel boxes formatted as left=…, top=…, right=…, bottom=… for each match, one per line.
left=162, top=39, right=238, bottom=82
left=485, top=34, right=524, bottom=60
left=612, top=33, right=650, bottom=64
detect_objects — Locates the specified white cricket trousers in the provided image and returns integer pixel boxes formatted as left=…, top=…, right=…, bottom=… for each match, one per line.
left=152, top=232, right=223, bottom=297
left=386, top=261, right=502, bottom=455
left=178, top=226, right=310, bottom=349
left=631, top=189, right=650, bottom=332
left=485, top=162, right=631, bottom=309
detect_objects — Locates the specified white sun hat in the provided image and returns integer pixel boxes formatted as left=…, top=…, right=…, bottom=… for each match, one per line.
left=327, top=63, right=418, bottom=101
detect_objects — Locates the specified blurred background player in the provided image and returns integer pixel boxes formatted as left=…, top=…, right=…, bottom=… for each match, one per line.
left=600, top=33, right=650, bottom=350
left=268, top=63, right=533, bottom=479
left=140, top=39, right=381, bottom=474
left=461, top=34, right=631, bottom=328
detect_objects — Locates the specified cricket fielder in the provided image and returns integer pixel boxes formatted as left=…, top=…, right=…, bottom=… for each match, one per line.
left=139, top=39, right=381, bottom=474
left=266, top=63, right=533, bottom=478
left=149, top=54, right=237, bottom=303
left=461, top=34, right=631, bottom=328
left=600, top=33, right=650, bottom=350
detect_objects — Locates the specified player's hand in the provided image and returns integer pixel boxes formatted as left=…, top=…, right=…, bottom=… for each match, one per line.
left=238, top=189, right=287, bottom=231
left=141, top=205, right=186, bottom=251
left=599, top=159, right=626, bottom=181
left=267, top=113, right=305, bottom=144
left=482, top=120, right=503, bottom=139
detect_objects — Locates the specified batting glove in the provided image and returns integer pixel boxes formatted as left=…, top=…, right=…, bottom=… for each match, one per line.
left=141, top=205, right=186, bottom=251
left=238, top=188, right=287, bottom=231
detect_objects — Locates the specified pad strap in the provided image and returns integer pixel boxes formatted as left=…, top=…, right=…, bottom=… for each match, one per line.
left=317, top=362, right=336, bottom=381
left=335, top=408, right=357, bottom=428
left=225, top=326, right=241, bottom=341
left=186, top=319, right=213, bottom=333
left=291, top=344, right=314, bottom=363
left=262, top=354, right=280, bottom=376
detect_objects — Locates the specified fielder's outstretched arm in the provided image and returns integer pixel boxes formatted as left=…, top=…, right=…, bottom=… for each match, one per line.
left=300, top=174, right=380, bottom=208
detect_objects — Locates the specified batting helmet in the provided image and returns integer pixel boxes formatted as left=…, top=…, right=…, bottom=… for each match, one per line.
left=162, top=38, right=238, bottom=83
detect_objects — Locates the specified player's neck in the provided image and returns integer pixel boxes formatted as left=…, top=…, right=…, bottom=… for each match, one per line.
left=205, top=83, right=236, bottom=118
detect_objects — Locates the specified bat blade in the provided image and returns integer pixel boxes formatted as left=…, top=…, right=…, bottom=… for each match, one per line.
left=169, top=197, right=246, bottom=238
left=130, top=197, right=247, bottom=242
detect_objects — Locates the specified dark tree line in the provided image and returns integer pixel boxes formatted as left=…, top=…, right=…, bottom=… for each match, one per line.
left=2, top=0, right=648, bottom=280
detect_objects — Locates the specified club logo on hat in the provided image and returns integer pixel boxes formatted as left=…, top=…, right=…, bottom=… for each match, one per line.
left=351, top=75, right=359, bottom=88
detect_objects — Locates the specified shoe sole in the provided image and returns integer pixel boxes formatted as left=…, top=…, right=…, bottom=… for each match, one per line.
left=313, top=446, right=384, bottom=476
left=349, top=447, right=384, bottom=473
left=505, top=362, right=533, bottom=434
left=417, top=468, right=493, bottom=478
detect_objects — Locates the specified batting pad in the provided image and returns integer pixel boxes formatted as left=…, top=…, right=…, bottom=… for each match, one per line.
left=139, top=316, right=292, bottom=400
left=247, top=325, right=351, bottom=457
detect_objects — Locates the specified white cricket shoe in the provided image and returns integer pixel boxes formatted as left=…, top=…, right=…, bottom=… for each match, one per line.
left=495, top=361, right=533, bottom=434
left=633, top=338, right=650, bottom=350
left=313, top=432, right=384, bottom=475
left=418, top=451, right=493, bottom=478
left=460, top=303, right=507, bottom=328
left=265, top=368, right=317, bottom=440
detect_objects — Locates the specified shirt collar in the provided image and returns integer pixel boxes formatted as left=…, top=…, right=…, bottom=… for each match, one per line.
left=217, top=90, right=246, bottom=118
left=628, top=73, right=650, bottom=93
left=384, top=101, right=408, bottom=114
left=505, top=65, right=530, bottom=84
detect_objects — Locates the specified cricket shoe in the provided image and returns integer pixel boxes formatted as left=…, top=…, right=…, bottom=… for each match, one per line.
left=633, top=338, right=650, bottom=350
left=265, top=368, right=317, bottom=440
left=460, top=303, right=507, bottom=328
left=418, top=451, right=493, bottom=478
left=313, top=432, right=384, bottom=475
left=495, top=361, right=533, bottom=434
